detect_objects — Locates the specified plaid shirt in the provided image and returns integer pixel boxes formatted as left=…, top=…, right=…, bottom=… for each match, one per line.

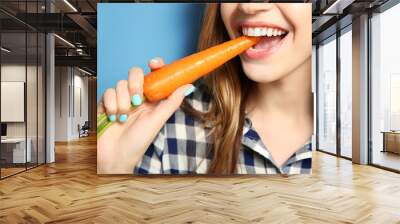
left=134, top=85, right=312, bottom=175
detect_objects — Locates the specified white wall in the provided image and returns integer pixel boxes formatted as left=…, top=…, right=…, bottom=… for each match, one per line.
left=1, top=66, right=26, bottom=138
left=1, top=65, right=39, bottom=138
left=54, top=66, right=69, bottom=141
left=54, top=67, right=89, bottom=141
left=71, top=73, right=89, bottom=138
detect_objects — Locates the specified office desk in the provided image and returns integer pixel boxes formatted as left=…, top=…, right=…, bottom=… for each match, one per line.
left=381, top=131, right=400, bottom=154
left=1, top=138, right=31, bottom=163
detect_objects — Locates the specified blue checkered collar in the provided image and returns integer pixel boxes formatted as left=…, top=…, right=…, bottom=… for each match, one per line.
left=242, top=117, right=312, bottom=169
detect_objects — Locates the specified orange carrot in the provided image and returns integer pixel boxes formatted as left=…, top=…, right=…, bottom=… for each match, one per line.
left=143, top=36, right=259, bottom=102
left=98, top=36, right=259, bottom=137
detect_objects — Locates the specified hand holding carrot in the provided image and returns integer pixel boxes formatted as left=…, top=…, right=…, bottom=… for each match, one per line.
left=97, top=36, right=259, bottom=173
left=97, top=36, right=259, bottom=137
left=97, top=57, right=195, bottom=174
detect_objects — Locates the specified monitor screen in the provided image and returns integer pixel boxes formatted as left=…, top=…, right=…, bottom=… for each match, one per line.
left=1, top=123, right=7, bottom=137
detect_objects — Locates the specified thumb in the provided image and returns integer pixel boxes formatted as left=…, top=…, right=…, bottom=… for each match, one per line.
left=149, top=84, right=195, bottom=122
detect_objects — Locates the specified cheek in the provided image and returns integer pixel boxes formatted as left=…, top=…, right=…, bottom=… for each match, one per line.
left=279, top=4, right=311, bottom=33
left=294, top=18, right=312, bottom=57
left=284, top=6, right=312, bottom=43
left=281, top=7, right=312, bottom=58
left=220, top=6, right=229, bottom=28
left=220, top=5, right=236, bottom=38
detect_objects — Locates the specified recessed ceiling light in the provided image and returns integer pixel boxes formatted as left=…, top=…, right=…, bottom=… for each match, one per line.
left=1, top=47, right=11, bottom=53
left=78, top=67, right=92, bottom=76
left=54, top=34, right=75, bottom=48
left=63, top=0, right=78, bottom=12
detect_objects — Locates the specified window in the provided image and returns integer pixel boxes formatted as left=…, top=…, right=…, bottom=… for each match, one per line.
left=317, top=36, right=337, bottom=154
left=339, top=27, right=352, bottom=158
left=370, top=2, right=400, bottom=171
left=390, top=74, right=400, bottom=130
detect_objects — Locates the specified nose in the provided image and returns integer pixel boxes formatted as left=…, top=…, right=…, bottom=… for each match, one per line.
left=237, top=3, right=274, bottom=15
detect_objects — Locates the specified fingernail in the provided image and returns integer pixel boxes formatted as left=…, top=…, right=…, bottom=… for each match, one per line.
left=131, top=94, right=142, bottom=106
left=184, top=86, right=196, bottom=97
left=108, top=114, right=116, bottom=122
left=119, top=114, right=128, bottom=123
left=150, top=58, right=159, bottom=64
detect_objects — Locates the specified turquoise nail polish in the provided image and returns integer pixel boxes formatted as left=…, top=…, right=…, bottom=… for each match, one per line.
left=150, top=58, right=159, bottom=64
left=131, top=94, right=142, bottom=106
left=108, top=114, right=116, bottom=122
left=119, top=114, right=128, bottom=123
left=184, top=86, right=196, bottom=96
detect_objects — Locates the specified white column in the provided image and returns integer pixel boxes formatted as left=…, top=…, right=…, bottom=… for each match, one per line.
left=352, top=14, right=369, bottom=164
left=46, top=32, right=55, bottom=163
left=45, top=0, right=55, bottom=163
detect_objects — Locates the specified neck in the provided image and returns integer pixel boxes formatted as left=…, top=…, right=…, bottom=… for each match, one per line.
left=247, top=58, right=312, bottom=120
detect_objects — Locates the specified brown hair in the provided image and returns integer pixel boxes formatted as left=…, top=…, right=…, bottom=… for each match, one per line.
left=182, top=3, right=253, bottom=174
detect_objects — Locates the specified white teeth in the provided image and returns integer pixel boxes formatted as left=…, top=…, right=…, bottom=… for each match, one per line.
left=243, top=27, right=248, bottom=35
left=267, top=28, right=273, bottom=37
left=261, top=28, right=267, bottom=36
left=248, top=28, right=255, bottom=36
left=242, top=26, right=286, bottom=37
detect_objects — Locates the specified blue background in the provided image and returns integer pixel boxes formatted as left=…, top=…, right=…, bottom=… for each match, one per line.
left=97, top=3, right=205, bottom=101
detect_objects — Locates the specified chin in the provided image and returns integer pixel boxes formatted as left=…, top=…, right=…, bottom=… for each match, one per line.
left=240, top=62, right=285, bottom=84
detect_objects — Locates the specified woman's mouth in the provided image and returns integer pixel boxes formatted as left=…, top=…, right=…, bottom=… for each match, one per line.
left=240, top=26, right=288, bottom=60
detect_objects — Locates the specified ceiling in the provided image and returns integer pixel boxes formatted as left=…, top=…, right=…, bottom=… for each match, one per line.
left=0, top=0, right=98, bottom=74
left=312, top=0, right=392, bottom=43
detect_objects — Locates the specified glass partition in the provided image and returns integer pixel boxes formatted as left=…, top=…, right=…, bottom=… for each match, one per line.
left=1, top=31, right=27, bottom=178
left=0, top=1, right=46, bottom=179
left=27, top=31, right=38, bottom=169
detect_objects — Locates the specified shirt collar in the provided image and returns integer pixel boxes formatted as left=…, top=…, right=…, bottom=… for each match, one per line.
left=242, top=117, right=274, bottom=161
left=241, top=117, right=312, bottom=168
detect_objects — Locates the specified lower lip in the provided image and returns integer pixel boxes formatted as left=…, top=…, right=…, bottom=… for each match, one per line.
left=243, top=34, right=287, bottom=60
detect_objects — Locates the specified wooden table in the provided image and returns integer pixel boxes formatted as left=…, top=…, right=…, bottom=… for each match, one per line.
left=381, top=131, right=400, bottom=154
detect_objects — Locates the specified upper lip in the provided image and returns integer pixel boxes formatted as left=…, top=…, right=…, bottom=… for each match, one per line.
left=237, top=21, right=288, bottom=35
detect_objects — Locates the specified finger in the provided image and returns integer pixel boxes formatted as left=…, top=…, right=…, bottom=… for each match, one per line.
left=150, top=84, right=195, bottom=123
left=97, top=101, right=105, bottom=116
left=128, top=67, right=144, bottom=106
left=116, top=80, right=131, bottom=123
left=148, top=57, right=165, bottom=71
left=103, top=88, right=117, bottom=122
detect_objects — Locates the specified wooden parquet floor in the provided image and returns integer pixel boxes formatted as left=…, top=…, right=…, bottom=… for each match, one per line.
left=1, top=135, right=400, bottom=224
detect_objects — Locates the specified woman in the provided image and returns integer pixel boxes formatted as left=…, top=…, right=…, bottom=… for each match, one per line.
left=97, top=3, right=313, bottom=174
